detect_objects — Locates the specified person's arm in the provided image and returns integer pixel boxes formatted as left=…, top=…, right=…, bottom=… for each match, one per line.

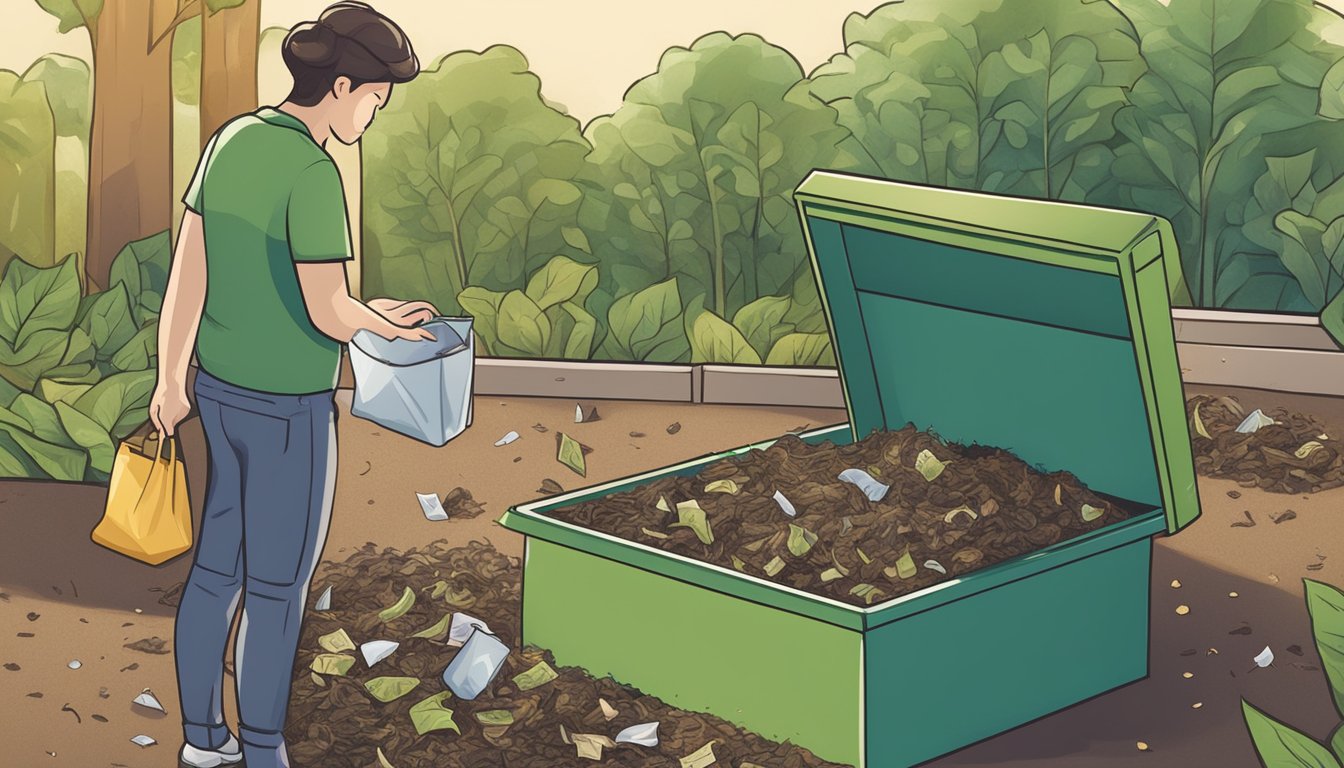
left=296, top=262, right=434, bottom=343
left=149, top=211, right=207, bottom=436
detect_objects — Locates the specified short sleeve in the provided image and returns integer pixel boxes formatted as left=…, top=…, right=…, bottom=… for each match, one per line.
left=182, top=132, right=218, bottom=214
left=287, top=160, right=353, bottom=263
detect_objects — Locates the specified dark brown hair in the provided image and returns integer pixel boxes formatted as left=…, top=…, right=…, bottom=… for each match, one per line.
left=282, top=1, right=418, bottom=107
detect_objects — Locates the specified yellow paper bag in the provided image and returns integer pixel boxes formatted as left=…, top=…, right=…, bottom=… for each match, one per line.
left=91, top=433, right=192, bottom=565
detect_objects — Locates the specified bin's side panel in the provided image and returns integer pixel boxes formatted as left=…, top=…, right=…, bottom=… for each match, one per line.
left=522, top=538, right=865, bottom=767
left=864, top=537, right=1153, bottom=767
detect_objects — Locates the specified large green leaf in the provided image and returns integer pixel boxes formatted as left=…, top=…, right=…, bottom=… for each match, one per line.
left=732, top=295, right=793, bottom=359
left=457, top=286, right=504, bottom=356
left=542, top=301, right=596, bottom=359
left=688, top=309, right=761, bottom=365
left=765, top=333, right=835, bottom=367
left=8, top=393, right=78, bottom=448
left=600, top=277, right=688, bottom=362
left=0, top=429, right=39, bottom=477
left=0, top=328, right=70, bottom=391
left=0, top=256, right=79, bottom=348
left=78, top=283, right=138, bottom=357
left=108, top=231, right=171, bottom=322
left=1241, top=699, right=1341, bottom=768
left=72, top=369, right=155, bottom=438
left=496, top=290, right=549, bottom=356
left=1306, top=579, right=1344, bottom=720
left=37, top=377, right=95, bottom=405
left=54, top=400, right=113, bottom=475
left=0, top=420, right=86, bottom=481
left=62, top=326, right=95, bottom=366
left=524, top=255, right=598, bottom=310
left=110, top=324, right=157, bottom=372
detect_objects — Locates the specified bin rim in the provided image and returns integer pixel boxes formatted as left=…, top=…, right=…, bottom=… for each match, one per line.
left=349, top=315, right=473, bottom=368
left=500, top=424, right=1167, bottom=632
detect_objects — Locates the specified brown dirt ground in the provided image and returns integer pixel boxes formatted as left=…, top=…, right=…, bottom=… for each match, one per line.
left=1, top=382, right=1342, bottom=768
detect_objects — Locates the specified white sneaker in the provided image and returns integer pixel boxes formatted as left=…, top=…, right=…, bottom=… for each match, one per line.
left=180, top=733, right=244, bottom=767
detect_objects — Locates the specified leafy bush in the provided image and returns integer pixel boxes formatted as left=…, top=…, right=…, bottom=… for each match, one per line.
left=458, top=255, right=599, bottom=359
left=1241, top=578, right=1344, bottom=766
left=0, top=231, right=168, bottom=481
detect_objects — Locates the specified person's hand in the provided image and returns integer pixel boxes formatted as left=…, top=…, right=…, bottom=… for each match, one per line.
left=367, top=297, right=438, bottom=327
left=375, top=322, right=437, bottom=343
left=149, top=378, right=192, bottom=437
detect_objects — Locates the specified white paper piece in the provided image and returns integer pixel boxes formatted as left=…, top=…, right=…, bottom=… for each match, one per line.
left=838, top=468, right=890, bottom=502
left=1236, top=409, right=1276, bottom=434
left=575, top=404, right=584, bottom=423
left=773, top=490, right=797, bottom=517
left=67, top=660, right=81, bottom=670
left=361, top=640, right=400, bottom=667
left=924, top=560, right=947, bottom=575
left=1254, top=646, right=1275, bottom=668
left=417, top=492, right=448, bottom=522
left=441, top=628, right=509, bottom=700
left=494, top=430, right=519, bottom=447
left=130, top=735, right=156, bottom=747
left=313, top=585, right=332, bottom=611
left=615, top=721, right=660, bottom=747
left=447, top=612, right=491, bottom=647
left=599, top=698, right=618, bottom=721
left=132, top=689, right=165, bottom=713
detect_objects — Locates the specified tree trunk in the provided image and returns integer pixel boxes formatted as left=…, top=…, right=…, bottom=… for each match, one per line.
left=86, top=0, right=175, bottom=291
left=200, top=0, right=260, bottom=148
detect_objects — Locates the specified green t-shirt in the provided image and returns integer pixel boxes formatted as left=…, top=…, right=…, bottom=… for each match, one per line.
left=183, top=106, right=353, bottom=394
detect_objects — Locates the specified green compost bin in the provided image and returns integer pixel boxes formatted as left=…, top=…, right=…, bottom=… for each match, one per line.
left=499, top=171, right=1202, bottom=768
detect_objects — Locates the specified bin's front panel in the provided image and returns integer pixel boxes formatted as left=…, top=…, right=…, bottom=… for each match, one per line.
left=865, top=535, right=1153, bottom=767
left=522, top=538, right=865, bottom=767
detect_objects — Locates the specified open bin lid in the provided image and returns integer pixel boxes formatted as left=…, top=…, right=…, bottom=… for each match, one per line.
left=793, top=171, right=1200, bottom=534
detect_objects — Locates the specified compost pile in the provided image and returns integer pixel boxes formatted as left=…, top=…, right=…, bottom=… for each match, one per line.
left=1187, top=394, right=1344, bottom=494
left=547, top=425, right=1132, bottom=608
left=285, top=539, right=847, bottom=768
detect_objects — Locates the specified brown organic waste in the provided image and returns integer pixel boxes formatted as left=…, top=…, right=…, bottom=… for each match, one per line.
left=1187, top=394, right=1344, bottom=494
left=545, top=426, right=1135, bottom=607
left=286, top=540, right=844, bottom=768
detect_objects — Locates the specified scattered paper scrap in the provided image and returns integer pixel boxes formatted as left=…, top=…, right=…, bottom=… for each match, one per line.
left=704, top=479, right=740, bottom=495
left=132, top=689, right=165, bottom=713
left=417, top=492, right=448, bottom=522
left=361, top=640, right=400, bottom=668
left=915, top=449, right=946, bottom=481
left=1137, top=741, right=1149, bottom=752
left=513, top=661, right=558, bottom=691
left=494, top=431, right=520, bottom=447
left=556, top=432, right=590, bottom=476
left=376, top=747, right=396, bottom=768
left=67, top=660, right=81, bottom=670
left=1236, top=409, right=1275, bottom=433
left=410, top=614, right=451, bottom=641
left=681, top=740, right=718, bottom=768
left=1176, top=605, right=1190, bottom=615
left=313, top=585, right=332, bottom=611
left=671, top=500, right=714, bottom=545
left=575, top=404, right=601, bottom=423
left=773, top=490, right=797, bottom=517
left=616, top=721, right=660, bottom=747
left=838, top=468, right=890, bottom=501
left=318, top=628, right=356, bottom=653
left=573, top=733, right=617, bottom=760
left=924, top=560, right=947, bottom=575
left=442, top=629, right=509, bottom=700
left=364, top=676, right=420, bottom=703
left=1171, top=580, right=1181, bottom=589
left=599, top=698, right=618, bottom=721
left=447, top=613, right=491, bottom=647
left=408, top=691, right=460, bottom=735
left=894, top=550, right=917, bottom=579
left=787, top=524, right=818, bottom=557
left=378, top=587, right=416, bottom=622
left=131, top=735, right=156, bottom=748
left=1254, top=647, right=1275, bottom=668
left=310, top=654, right=355, bottom=676
left=1054, top=484, right=1062, bottom=505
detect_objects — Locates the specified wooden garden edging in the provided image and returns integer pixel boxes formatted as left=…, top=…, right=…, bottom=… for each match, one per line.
left=335, top=310, right=1344, bottom=406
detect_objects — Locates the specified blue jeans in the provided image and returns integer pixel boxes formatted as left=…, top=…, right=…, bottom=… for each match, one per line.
left=174, top=368, right=338, bottom=768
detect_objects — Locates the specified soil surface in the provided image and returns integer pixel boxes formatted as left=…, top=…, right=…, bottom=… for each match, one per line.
left=1, top=383, right=1342, bottom=767
left=548, top=426, right=1133, bottom=606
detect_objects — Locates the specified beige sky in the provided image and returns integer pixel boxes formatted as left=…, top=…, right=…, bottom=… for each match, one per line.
left=4, top=0, right=887, bottom=125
